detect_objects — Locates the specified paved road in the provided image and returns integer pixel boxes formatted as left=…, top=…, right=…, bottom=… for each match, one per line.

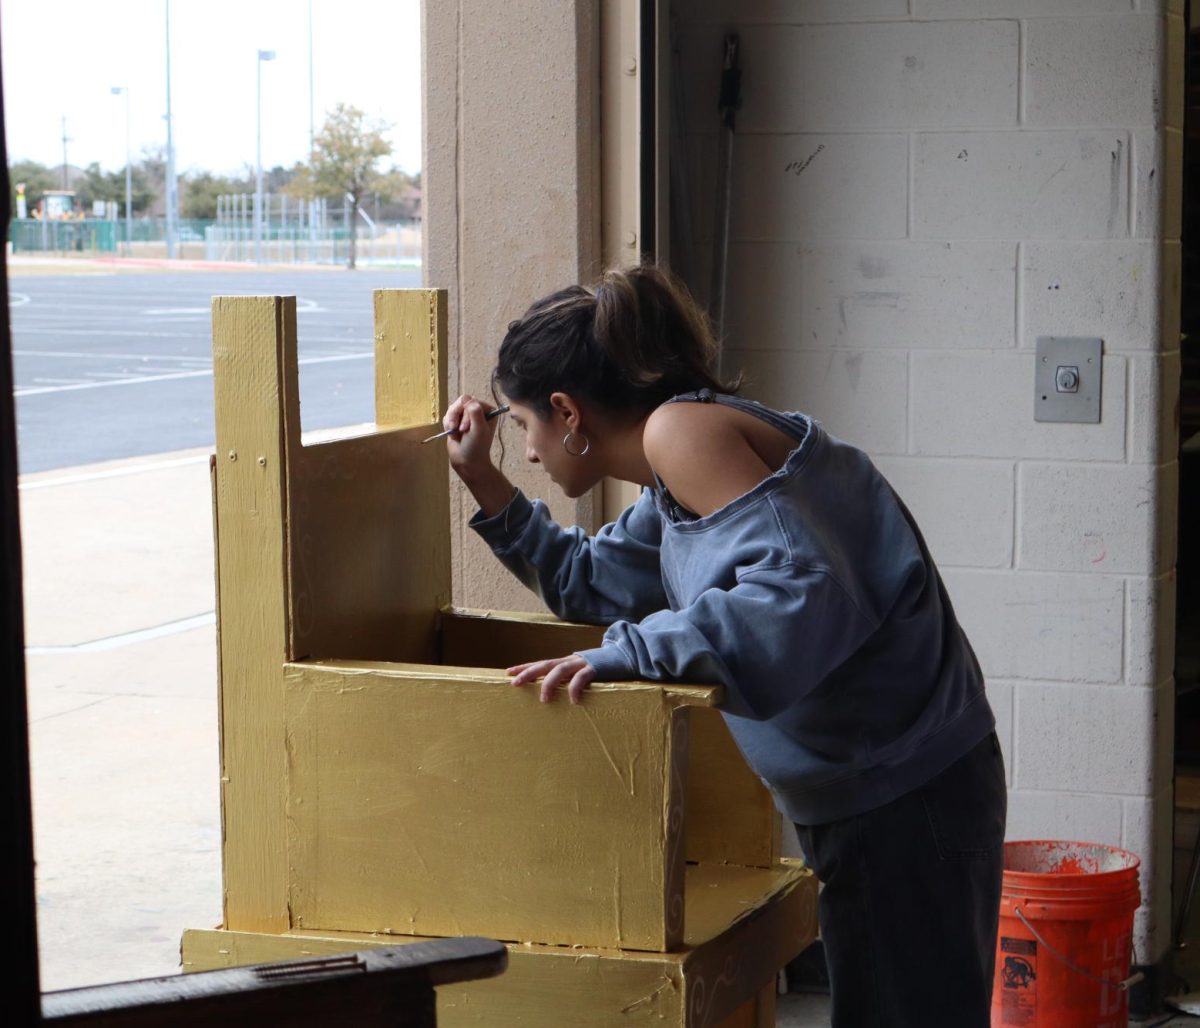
left=11, top=268, right=422, bottom=474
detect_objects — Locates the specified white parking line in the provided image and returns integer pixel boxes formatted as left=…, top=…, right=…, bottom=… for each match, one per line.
left=14, top=328, right=209, bottom=338
left=141, top=296, right=324, bottom=316
left=14, top=350, right=371, bottom=396
left=14, top=349, right=210, bottom=363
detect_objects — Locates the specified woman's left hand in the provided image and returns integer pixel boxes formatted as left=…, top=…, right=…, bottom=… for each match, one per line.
left=508, top=655, right=596, bottom=705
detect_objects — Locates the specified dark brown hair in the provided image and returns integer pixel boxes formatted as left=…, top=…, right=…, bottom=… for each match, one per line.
left=493, top=263, right=739, bottom=419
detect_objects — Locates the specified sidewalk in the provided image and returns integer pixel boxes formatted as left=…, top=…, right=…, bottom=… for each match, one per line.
left=21, top=448, right=221, bottom=991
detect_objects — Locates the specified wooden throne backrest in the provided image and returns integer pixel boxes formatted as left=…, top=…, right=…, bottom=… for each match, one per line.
left=212, top=289, right=451, bottom=668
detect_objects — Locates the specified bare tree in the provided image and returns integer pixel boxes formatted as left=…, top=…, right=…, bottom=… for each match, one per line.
left=302, top=104, right=392, bottom=269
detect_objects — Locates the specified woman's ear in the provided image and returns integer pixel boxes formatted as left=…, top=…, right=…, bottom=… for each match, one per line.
left=548, top=392, right=583, bottom=429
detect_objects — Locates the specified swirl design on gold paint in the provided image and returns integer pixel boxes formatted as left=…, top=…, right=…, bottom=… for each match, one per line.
left=689, top=953, right=742, bottom=1025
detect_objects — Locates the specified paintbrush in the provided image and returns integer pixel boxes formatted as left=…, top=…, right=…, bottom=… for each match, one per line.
left=421, top=404, right=510, bottom=443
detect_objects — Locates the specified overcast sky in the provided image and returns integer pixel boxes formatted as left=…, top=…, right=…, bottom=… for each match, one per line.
left=1, top=0, right=422, bottom=176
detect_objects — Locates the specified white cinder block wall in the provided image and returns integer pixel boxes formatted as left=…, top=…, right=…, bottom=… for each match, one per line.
left=675, top=0, right=1183, bottom=959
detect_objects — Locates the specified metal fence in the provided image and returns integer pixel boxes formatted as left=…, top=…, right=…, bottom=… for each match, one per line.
left=202, top=222, right=421, bottom=265
left=8, top=213, right=422, bottom=266
left=9, top=217, right=210, bottom=254
left=10, top=218, right=121, bottom=253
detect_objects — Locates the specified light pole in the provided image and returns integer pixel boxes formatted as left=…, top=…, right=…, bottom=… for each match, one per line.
left=255, top=49, right=276, bottom=264
left=164, top=0, right=178, bottom=259
left=110, top=87, right=132, bottom=255
left=308, top=1, right=315, bottom=158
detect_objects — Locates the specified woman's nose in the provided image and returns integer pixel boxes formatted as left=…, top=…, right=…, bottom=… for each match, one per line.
left=526, top=446, right=539, bottom=464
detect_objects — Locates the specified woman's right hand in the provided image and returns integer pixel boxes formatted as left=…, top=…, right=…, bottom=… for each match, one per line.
left=442, top=394, right=500, bottom=475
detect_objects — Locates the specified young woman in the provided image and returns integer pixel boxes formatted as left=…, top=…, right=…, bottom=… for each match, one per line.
left=440, top=263, right=1007, bottom=1028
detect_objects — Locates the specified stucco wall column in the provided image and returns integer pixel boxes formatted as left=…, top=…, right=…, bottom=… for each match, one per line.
left=422, top=0, right=602, bottom=609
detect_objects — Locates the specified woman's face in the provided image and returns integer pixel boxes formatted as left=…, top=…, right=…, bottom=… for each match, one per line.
left=506, top=398, right=599, bottom=499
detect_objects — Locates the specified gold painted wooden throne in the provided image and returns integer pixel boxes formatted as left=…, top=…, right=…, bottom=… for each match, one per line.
left=180, top=290, right=818, bottom=1026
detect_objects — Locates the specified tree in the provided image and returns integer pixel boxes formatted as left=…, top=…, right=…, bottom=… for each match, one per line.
left=180, top=170, right=252, bottom=220
left=135, top=147, right=170, bottom=217
left=303, top=103, right=393, bottom=269
left=75, top=161, right=156, bottom=217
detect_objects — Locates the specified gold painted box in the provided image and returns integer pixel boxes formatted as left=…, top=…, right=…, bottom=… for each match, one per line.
left=181, top=291, right=818, bottom=1026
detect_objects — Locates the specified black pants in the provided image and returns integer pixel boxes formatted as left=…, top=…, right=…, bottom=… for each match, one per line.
left=794, top=733, right=1007, bottom=1028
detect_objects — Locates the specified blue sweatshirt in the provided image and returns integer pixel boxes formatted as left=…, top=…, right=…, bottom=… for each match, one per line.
left=470, top=390, right=995, bottom=825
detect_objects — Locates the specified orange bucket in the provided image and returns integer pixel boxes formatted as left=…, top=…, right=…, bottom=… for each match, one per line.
left=992, top=841, right=1142, bottom=1028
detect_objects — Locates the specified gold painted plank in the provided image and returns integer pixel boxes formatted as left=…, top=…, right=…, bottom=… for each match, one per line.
left=711, top=985, right=775, bottom=1028
left=374, top=289, right=448, bottom=429
left=755, top=982, right=778, bottom=1028
left=685, top=709, right=781, bottom=869
left=297, top=655, right=719, bottom=707
left=439, top=607, right=606, bottom=667
left=211, top=294, right=301, bottom=933
left=442, top=608, right=777, bottom=866
left=184, top=929, right=681, bottom=1026
left=712, top=997, right=758, bottom=1028
left=182, top=864, right=817, bottom=1027
left=436, top=610, right=721, bottom=708
left=288, top=426, right=450, bottom=663
left=283, top=660, right=689, bottom=951
left=681, top=861, right=817, bottom=1027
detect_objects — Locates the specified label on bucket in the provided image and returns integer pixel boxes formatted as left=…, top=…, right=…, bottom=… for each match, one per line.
left=998, top=937, right=1038, bottom=1026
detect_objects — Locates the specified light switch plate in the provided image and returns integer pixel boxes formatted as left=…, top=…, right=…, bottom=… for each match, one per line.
left=1034, top=337, right=1103, bottom=424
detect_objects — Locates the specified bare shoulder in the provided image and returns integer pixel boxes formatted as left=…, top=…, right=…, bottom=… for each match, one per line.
left=643, top=402, right=775, bottom=517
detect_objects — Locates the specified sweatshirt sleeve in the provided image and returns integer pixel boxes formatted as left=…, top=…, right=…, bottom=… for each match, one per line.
left=576, top=562, right=879, bottom=721
left=469, top=488, right=667, bottom=625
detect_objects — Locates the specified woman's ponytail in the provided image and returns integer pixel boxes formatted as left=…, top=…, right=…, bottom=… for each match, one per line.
left=495, top=262, right=740, bottom=419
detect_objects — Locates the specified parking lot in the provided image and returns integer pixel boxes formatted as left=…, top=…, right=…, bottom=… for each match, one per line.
left=12, top=267, right=420, bottom=473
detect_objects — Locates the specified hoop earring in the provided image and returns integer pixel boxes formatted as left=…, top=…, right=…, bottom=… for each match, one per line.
left=563, top=430, right=591, bottom=457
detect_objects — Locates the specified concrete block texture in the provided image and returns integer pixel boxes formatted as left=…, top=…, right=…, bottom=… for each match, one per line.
left=1128, top=351, right=1182, bottom=465
left=914, top=131, right=1130, bottom=240
left=1133, top=128, right=1183, bottom=239
left=1017, top=461, right=1175, bottom=575
left=729, top=347, right=908, bottom=454
left=733, top=134, right=909, bottom=241
left=685, top=133, right=718, bottom=246
left=1128, top=791, right=1166, bottom=959
left=873, top=456, right=1014, bottom=568
left=910, top=351, right=1127, bottom=460
left=1014, top=683, right=1156, bottom=793
left=681, top=21, right=1017, bottom=135
left=1024, top=16, right=1162, bottom=128
left=1005, top=790, right=1124, bottom=846
left=1125, top=786, right=1174, bottom=960
left=726, top=242, right=1017, bottom=351
left=1126, top=574, right=1178, bottom=687
left=1021, top=241, right=1162, bottom=352
left=915, top=0, right=1134, bottom=14
left=943, top=570, right=1124, bottom=683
